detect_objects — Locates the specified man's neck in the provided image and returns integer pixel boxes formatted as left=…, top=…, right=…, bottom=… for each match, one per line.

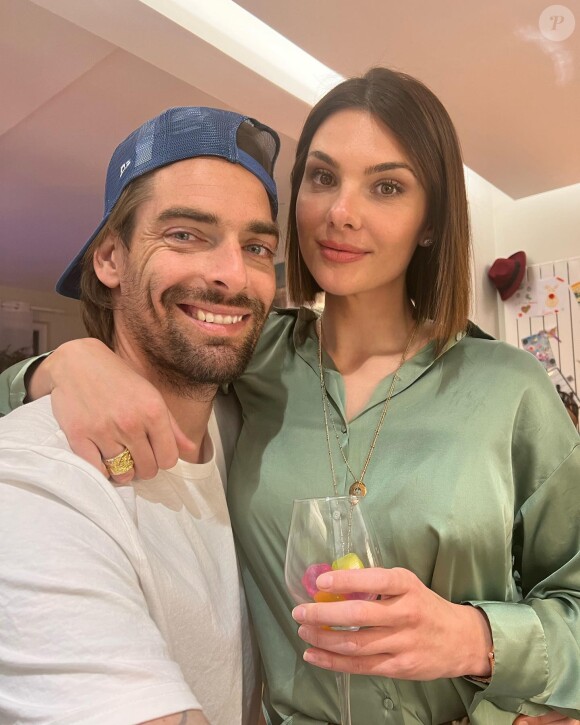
left=161, top=387, right=216, bottom=464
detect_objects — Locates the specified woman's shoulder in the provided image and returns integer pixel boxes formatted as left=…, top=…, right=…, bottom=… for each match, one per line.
left=262, top=306, right=301, bottom=334
left=240, top=306, right=317, bottom=382
left=458, top=333, right=543, bottom=368
left=254, top=306, right=316, bottom=354
left=453, top=333, right=568, bottom=404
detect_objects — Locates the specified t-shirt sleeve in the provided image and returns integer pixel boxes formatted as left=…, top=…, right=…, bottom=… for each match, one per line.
left=0, top=448, right=201, bottom=725
left=0, top=353, right=48, bottom=415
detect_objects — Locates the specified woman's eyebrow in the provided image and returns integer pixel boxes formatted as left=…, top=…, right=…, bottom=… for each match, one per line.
left=365, top=162, right=417, bottom=178
left=307, top=150, right=337, bottom=167
left=307, top=151, right=417, bottom=179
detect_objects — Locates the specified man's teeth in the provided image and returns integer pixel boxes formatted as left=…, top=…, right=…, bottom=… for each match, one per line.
left=195, top=310, right=243, bottom=325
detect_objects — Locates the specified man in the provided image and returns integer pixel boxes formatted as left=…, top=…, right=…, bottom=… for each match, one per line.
left=0, top=106, right=280, bottom=724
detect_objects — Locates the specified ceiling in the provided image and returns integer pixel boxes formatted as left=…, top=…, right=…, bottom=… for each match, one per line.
left=1, top=0, right=578, bottom=293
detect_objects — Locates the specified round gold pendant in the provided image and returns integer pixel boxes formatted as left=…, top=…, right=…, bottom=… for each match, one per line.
left=349, top=481, right=367, bottom=497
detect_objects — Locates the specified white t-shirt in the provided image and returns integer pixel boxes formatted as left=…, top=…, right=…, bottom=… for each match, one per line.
left=0, top=396, right=258, bottom=725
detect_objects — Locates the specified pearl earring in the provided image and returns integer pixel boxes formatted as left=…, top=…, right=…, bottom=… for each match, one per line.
left=420, top=238, right=434, bottom=247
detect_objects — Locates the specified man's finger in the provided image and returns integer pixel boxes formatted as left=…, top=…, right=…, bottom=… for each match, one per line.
left=100, top=443, right=137, bottom=484
left=124, top=436, right=160, bottom=481
left=69, top=438, right=110, bottom=479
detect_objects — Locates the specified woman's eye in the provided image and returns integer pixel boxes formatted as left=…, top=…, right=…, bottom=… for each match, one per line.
left=311, top=169, right=335, bottom=187
left=376, top=181, right=403, bottom=196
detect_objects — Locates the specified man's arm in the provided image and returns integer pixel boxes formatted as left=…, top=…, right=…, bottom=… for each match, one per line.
left=0, top=340, right=192, bottom=480
left=0, top=354, right=44, bottom=414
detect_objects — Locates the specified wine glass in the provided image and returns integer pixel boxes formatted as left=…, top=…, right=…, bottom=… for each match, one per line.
left=285, top=495, right=382, bottom=725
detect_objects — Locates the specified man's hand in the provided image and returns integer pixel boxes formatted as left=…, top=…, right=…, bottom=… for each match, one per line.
left=293, top=567, right=493, bottom=680
left=31, top=338, right=194, bottom=482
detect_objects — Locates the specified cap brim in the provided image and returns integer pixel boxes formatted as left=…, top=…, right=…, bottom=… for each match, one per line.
left=56, top=217, right=107, bottom=300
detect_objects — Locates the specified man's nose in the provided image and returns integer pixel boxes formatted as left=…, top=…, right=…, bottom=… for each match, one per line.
left=203, top=238, right=249, bottom=295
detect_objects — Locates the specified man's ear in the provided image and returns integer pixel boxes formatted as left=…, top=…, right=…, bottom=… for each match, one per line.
left=93, top=235, right=126, bottom=290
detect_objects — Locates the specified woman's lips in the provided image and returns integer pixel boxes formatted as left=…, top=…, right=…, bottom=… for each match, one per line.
left=317, top=240, right=368, bottom=263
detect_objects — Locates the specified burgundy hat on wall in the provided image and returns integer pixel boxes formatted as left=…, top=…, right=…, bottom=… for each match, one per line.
left=488, top=251, right=527, bottom=301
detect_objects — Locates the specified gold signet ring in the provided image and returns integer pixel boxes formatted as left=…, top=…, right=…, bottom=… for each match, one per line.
left=103, top=448, right=134, bottom=475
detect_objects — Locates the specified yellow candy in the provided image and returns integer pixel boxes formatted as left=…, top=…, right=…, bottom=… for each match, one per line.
left=331, top=553, right=365, bottom=570
left=314, top=591, right=346, bottom=603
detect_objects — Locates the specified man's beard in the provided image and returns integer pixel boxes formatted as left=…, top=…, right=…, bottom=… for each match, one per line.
left=118, top=278, right=269, bottom=397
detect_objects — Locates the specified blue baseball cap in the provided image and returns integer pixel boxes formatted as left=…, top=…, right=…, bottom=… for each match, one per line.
left=57, top=106, right=280, bottom=299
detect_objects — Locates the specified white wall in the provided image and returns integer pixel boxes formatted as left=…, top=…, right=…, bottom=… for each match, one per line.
left=465, top=167, right=512, bottom=338
left=493, top=183, right=580, bottom=265
left=466, top=175, right=580, bottom=341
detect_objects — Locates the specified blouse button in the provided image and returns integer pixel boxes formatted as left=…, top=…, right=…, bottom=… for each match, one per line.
left=383, top=697, right=394, bottom=710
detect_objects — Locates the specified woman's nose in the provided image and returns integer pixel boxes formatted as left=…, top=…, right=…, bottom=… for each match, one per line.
left=326, top=189, right=362, bottom=230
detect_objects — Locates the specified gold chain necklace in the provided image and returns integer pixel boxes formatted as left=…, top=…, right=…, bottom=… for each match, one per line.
left=317, top=318, right=418, bottom=497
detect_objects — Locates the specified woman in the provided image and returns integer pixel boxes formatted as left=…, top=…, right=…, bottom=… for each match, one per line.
left=2, top=69, right=579, bottom=724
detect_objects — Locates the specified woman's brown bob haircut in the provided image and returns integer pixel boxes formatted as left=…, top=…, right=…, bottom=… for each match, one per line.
left=79, top=174, right=152, bottom=349
left=286, top=67, right=472, bottom=349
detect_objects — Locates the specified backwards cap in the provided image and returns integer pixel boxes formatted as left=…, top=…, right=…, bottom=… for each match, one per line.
left=57, top=106, right=280, bottom=299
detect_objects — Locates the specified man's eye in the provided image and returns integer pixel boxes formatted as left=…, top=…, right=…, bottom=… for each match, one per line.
left=170, top=231, right=195, bottom=242
left=245, top=243, right=274, bottom=258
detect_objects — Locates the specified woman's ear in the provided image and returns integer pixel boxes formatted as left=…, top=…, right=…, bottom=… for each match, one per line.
left=93, top=235, right=126, bottom=290
left=418, top=225, right=434, bottom=248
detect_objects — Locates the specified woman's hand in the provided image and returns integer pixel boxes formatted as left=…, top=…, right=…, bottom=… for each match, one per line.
left=514, top=717, right=580, bottom=724
left=292, top=566, right=493, bottom=680
left=31, top=338, right=194, bottom=481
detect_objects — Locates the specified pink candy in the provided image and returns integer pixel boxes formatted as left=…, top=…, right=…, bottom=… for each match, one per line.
left=301, top=562, right=332, bottom=598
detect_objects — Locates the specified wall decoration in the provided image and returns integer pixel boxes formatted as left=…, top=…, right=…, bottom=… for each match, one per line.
left=521, top=331, right=557, bottom=371
left=502, top=255, right=580, bottom=415
left=550, top=367, right=579, bottom=429
left=534, top=275, right=567, bottom=316
left=504, top=278, right=538, bottom=319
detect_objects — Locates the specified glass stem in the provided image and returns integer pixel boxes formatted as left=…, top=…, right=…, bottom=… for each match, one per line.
left=335, top=671, right=352, bottom=725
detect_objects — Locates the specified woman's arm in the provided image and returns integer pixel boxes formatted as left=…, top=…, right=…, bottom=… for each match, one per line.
left=295, top=394, right=580, bottom=720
